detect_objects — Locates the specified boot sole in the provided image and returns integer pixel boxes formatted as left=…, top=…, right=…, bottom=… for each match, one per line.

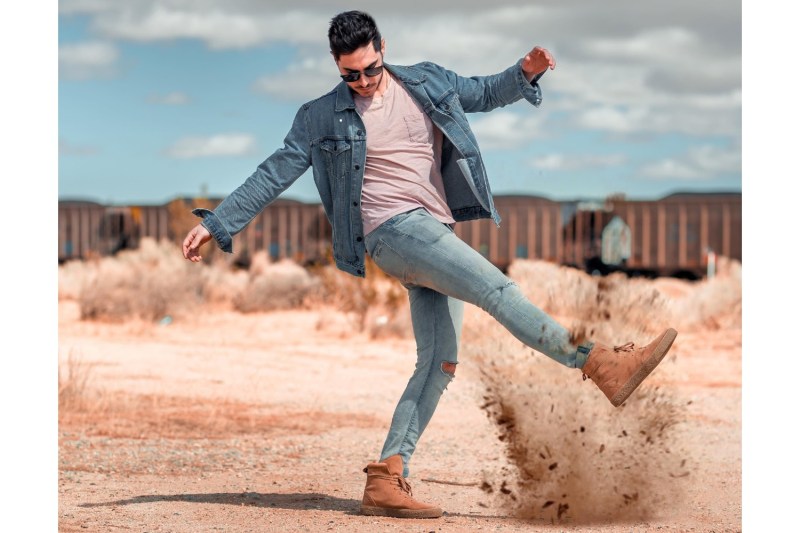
left=360, top=505, right=443, bottom=519
left=611, top=328, right=678, bottom=407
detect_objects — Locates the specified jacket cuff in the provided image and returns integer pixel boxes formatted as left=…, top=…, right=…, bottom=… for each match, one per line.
left=192, top=208, right=233, bottom=253
left=514, top=58, right=544, bottom=107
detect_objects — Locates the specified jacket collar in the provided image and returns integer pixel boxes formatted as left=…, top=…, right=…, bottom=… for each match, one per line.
left=333, top=63, right=425, bottom=112
left=334, top=81, right=355, bottom=112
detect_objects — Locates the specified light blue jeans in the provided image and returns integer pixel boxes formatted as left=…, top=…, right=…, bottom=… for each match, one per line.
left=365, top=208, right=593, bottom=477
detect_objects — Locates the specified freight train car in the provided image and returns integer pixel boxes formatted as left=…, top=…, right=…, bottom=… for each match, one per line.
left=58, top=192, right=742, bottom=279
left=58, top=200, right=171, bottom=262
left=559, top=192, right=742, bottom=279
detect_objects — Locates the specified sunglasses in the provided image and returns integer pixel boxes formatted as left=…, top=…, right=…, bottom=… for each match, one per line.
left=340, top=64, right=384, bottom=83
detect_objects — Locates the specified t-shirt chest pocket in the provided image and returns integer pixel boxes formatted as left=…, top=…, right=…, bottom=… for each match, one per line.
left=403, top=114, right=433, bottom=144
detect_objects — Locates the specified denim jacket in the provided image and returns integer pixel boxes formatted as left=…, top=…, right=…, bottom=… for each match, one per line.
left=194, top=59, right=545, bottom=277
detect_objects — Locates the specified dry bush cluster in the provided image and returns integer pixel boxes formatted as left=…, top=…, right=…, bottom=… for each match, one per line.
left=60, top=238, right=210, bottom=322
left=58, top=237, right=410, bottom=337
left=507, top=256, right=742, bottom=346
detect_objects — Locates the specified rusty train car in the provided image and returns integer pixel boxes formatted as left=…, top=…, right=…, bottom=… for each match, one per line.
left=58, top=192, right=741, bottom=279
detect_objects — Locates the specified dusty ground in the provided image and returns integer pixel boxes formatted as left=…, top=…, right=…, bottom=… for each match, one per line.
left=58, top=285, right=741, bottom=532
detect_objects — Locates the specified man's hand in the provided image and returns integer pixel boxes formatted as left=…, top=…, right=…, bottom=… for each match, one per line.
left=182, top=223, right=212, bottom=262
left=521, top=46, right=556, bottom=81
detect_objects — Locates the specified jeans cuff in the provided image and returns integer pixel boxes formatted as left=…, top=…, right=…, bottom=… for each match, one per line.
left=575, top=342, right=594, bottom=369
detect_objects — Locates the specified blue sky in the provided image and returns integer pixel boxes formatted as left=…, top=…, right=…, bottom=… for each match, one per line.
left=57, top=0, right=742, bottom=205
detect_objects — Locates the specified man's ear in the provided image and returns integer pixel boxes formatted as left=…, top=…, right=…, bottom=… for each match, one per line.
left=380, top=39, right=386, bottom=57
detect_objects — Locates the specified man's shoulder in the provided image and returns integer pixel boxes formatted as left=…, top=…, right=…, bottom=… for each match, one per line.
left=389, top=61, right=450, bottom=80
left=299, top=87, right=338, bottom=111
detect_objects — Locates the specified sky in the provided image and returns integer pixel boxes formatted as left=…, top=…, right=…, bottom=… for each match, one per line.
left=57, top=0, right=742, bottom=205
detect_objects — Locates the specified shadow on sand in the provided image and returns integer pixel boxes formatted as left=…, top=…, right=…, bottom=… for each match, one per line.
left=80, top=492, right=361, bottom=514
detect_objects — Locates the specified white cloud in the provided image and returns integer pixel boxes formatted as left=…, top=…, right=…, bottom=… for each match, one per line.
left=640, top=144, right=741, bottom=180
left=165, top=133, right=257, bottom=158
left=59, top=41, right=118, bottom=80
left=63, top=1, right=329, bottom=50
left=253, top=57, right=337, bottom=102
left=148, top=91, right=190, bottom=105
left=468, top=111, right=548, bottom=150
left=573, top=91, right=741, bottom=137
left=531, top=153, right=627, bottom=171
left=59, top=0, right=117, bottom=15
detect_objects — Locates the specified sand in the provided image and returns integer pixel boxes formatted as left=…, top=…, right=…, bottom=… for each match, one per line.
left=57, top=252, right=742, bottom=532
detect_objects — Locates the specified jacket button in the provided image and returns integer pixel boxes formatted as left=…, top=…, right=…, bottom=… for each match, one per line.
left=352, top=201, right=358, bottom=206
left=357, top=269, right=363, bottom=275
left=355, top=165, right=360, bottom=170
left=356, top=236, right=363, bottom=242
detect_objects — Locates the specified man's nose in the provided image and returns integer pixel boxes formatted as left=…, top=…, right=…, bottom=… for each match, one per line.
left=359, top=74, right=370, bottom=87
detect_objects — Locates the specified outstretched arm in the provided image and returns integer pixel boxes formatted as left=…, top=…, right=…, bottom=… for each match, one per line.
left=189, top=106, right=312, bottom=255
left=431, top=46, right=556, bottom=113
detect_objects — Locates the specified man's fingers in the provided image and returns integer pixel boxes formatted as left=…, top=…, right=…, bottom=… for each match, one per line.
left=182, top=227, right=206, bottom=261
left=182, top=224, right=212, bottom=262
left=530, top=46, right=555, bottom=62
left=182, top=229, right=197, bottom=258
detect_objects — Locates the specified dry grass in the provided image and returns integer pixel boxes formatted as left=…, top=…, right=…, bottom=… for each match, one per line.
left=58, top=350, right=94, bottom=413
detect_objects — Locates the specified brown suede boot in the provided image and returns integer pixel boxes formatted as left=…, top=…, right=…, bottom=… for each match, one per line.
left=360, top=454, right=443, bottom=518
left=582, top=328, right=678, bottom=407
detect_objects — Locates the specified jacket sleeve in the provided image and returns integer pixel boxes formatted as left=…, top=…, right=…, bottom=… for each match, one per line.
left=192, top=106, right=312, bottom=253
left=433, top=59, right=545, bottom=113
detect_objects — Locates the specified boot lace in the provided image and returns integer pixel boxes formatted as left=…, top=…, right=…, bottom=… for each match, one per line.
left=582, top=342, right=636, bottom=381
left=397, top=476, right=413, bottom=496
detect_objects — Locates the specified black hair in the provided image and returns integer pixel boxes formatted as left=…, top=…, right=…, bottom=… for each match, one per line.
left=328, top=10, right=382, bottom=60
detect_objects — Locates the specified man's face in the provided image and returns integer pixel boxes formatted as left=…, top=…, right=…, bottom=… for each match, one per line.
left=335, top=40, right=386, bottom=98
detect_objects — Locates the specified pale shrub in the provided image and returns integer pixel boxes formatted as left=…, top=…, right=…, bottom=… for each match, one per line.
left=199, top=263, right=249, bottom=310
left=507, top=259, right=598, bottom=317
left=662, top=257, right=742, bottom=331
left=77, top=238, right=206, bottom=321
left=506, top=258, right=741, bottom=346
left=309, top=258, right=410, bottom=337
left=58, top=258, right=93, bottom=300
left=232, top=256, right=320, bottom=313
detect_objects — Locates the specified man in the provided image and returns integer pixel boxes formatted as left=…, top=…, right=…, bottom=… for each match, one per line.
left=182, top=10, right=677, bottom=519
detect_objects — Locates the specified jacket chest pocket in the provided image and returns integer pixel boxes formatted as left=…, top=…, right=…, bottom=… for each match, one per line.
left=318, top=139, right=352, bottom=180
